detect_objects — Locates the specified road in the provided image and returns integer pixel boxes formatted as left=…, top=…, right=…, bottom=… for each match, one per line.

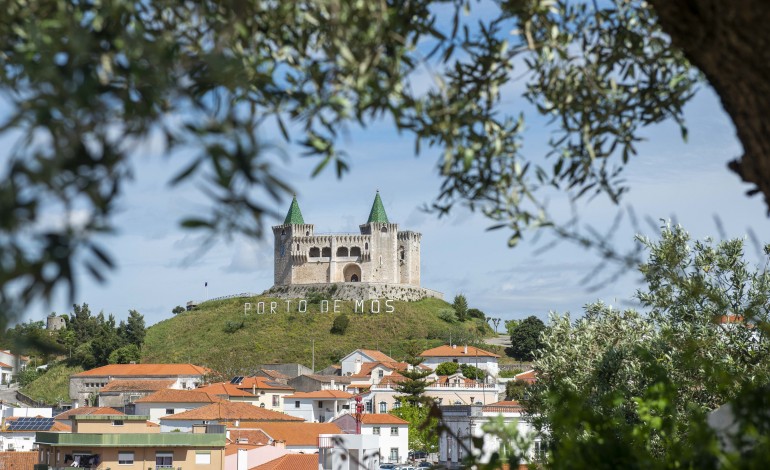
left=483, top=334, right=512, bottom=348
left=0, top=383, right=20, bottom=405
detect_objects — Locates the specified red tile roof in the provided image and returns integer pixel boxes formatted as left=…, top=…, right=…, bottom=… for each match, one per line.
left=54, top=407, right=124, bottom=421
left=196, top=382, right=257, bottom=397
left=99, top=379, right=176, bottom=392
left=359, top=413, right=408, bottom=425
left=358, top=349, right=397, bottom=363
left=74, top=363, right=209, bottom=377
left=283, top=390, right=353, bottom=400
left=258, top=369, right=292, bottom=381
left=160, top=402, right=302, bottom=422
left=350, top=361, right=408, bottom=378
left=483, top=400, right=524, bottom=413
left=227, top=429, right=271, bottom=448
left=236, top=377, right=294, bottom=391
left=250, top=453, right=318, bottom=470
left=255, top=422, right=341, bottom=446
left=134, top=389, right=223, bottom=404
left=514, top=370, right=537, bottom=383
left=0, top=451, right=38, bottom=469
left=420, top=345, right=500, bottom=358
left=0, top=362, right=12, bottom=369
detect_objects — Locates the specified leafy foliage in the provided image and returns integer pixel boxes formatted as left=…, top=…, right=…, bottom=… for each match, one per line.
left=0, top=0, right=701, bottom=320
left=460, top=364, right=486, bottom=381
left=172, top=306, right=186, bottom=315
left=330, top=314, right=350, bottom=335
left=528, top=225, right=770, bottom=465
left=395, top=355, right=434, bottom=406
left=508, top=316, right=545, bottom=360
left=223, top=320, right=245, bottom=334
left=467, top=308, right=485, bottom=320
left=435, top=361, right=460, bottom=376
left=108, top=344, right=141, bottom=364
left=438, top=308, right=458, bottom=323
left=452, top=294, right=469, bottom=322
left=390, top=405, right=439, bottom=453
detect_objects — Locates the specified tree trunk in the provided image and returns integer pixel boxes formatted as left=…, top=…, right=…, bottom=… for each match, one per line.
left=650, top=0, right=770, bottom=211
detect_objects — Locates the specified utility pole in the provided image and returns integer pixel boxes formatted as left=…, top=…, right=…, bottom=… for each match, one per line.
left=312, top=339, right=315, bottom=372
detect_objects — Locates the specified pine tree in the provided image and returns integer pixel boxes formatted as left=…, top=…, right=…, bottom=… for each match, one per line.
left=396, top=355, right=433, bottom=406
left=452, top=294, right=468, bottom=322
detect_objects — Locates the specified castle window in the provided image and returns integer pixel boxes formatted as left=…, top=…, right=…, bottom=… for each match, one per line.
left=306, top=231, right=310, bottom=236
left=336, top=247, right=349, bottom=257
left=380, top=226, right=387, bottom=233
left=350, top=247, right=361, bottom=257
left=365, top=243, right=368, bottom=250
left=297, top=243, right=300, bottom=251
left=309, top=247, right=320, bottom=257
left=281, top=229, right=285, bottom=236
left=322, top=247, right=331, bottom=257
left=400, top=246, right=405, bottom=260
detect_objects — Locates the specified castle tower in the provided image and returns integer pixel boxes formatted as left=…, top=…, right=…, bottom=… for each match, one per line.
left=272, top=196, right=315, bottom=286
left=359, top=191, right=399, bottom=284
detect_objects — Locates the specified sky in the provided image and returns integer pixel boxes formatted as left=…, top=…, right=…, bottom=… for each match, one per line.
left=12, top=80, right=770, bottom=330
left=6, top=11, right=770, bottom=329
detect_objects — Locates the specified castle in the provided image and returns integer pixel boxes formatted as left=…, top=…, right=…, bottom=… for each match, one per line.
left=269, top=192, right=442, bottom=301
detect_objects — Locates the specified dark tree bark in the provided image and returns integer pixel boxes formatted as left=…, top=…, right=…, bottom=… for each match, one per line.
left=650, top=0, right=770, bottom=211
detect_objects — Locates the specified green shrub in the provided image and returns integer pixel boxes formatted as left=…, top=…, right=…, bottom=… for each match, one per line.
left=330, top=314, right=350, bottom=335
left=438, top=308, right=457, bottom=323
left=223, top=320, right=245, bottom=333
left=460, top=364, right=486, bottom=380
left=436, top=361, right=460, bottom=376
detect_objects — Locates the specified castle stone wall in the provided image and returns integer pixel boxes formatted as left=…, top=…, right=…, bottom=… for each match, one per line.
left=265, top=282, right=444, bottom=302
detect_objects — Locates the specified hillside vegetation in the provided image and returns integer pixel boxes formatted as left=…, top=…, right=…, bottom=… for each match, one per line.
left=143, top=295, right=496, bottom=377
left=22, top=363, right=84, bottom=405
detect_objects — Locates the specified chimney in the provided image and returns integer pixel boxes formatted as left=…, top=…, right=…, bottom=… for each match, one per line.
left=330, top=379, right=335, bottom=389
left=452, top=344, right=457, bottom=349
left=237, top=448, right=248, bottom=470
left=464, top=345, right=468, bottom=355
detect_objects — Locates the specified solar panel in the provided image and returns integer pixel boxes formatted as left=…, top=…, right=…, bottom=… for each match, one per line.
left=230, top=376, right=244, bottom=384
left=7, top=417, right=54, bottom=431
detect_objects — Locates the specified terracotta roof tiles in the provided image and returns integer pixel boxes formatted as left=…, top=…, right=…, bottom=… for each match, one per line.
left=196, top=382, right=257, bottom=397
left=420, top=345, right=500, bottom=358
left=134, top=389, right=223, bottom=404
left=74, top=363, right=209, bottom=377
left=226, top=429, right=271, bottom=448
left=359, top=414, right=408, bottom=425
left=358, top=349, right=397, bottom=363
left=99, top=379, right=176, bottom=392
left=0, top=362, right=12, bottom=369
left=255, top=422, right=342, bottom=446
left=236, top=377, right=294, bottom=391
left=54, top=407, right=123, bottom=421
left=160, top=402, right=302, bottom=422
left=250, top=453, right=318, bottom=470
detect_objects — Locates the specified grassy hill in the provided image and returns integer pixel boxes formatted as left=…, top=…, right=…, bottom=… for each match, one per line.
left=22, top=363, right=83, bottom=405
left=142, top=295, right=495, bottom=377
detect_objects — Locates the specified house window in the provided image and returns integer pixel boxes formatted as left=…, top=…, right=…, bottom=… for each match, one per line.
left=155, top=451, right=173, bottom=468
left=195, top=451, right=211, bottom=465
left=113, top=420, right=124, bottom=426
left=118, top=452, right=134, bottom=465
left=373, top=426, right=381, bottom=435
left=272, top=395, right=279, bottom=407
left=365, top=401, right=373, bottom=413
left=390, top=448, right=399, bottom=462
left=390, top=427, right=399, bottom=436
left=165, top=409, right=174, bottom=415
left=393, top=401, right=401, bottom=409
left=534, top=440, right=547, bottom=460
left=260, top=403, right=265, bottom=408
left=378, top=370, right=384, bottom=378
left=317, top=400, right=324, bottom=408
left=379, top=402, right=387, bottom=413
left=295, top=401, right=300, bottom=408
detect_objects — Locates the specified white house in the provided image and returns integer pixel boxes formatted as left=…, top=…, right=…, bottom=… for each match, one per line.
left=419, top=345, right=500, bottom=378
left=318, top=433, right=381, bottom=470
left=0, top=417, right=69, bottom=451
left=0, top=350, right=28, bottom=381
left=333, top=413, right=409, bottom=464
left=254, top=422, right=343, bottom=453
left=282, top=390, right=355, bottom=423
left=340, top=349, right=398, bottom=376
left=159, top=401, right=301, bottom=433
left=134, top=389, right=223, bottom=423
left=0, top=362, right=12, bottom=385
left=232, top=376, right=295, bottom=412
left=438, top=401, right=542, bottom=468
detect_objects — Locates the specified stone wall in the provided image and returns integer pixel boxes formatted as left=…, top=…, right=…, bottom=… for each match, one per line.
left=264, top=282, right=443, bottom=301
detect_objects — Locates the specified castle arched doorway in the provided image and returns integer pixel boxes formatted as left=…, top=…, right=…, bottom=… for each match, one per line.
left=343, top=264, right=362, bottom=282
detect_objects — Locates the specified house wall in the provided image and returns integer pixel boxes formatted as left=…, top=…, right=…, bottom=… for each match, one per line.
left=361, top=424, right=408, bottom=464
left=70, top=375, right=202, bottom=404
left=135, top=402, right=210, bottom=423
left=38, top=444, right=224, bottom=470
left=421, top=356, right=500, bottom=377
left=72, top=420, right=159, bottom=434
left=224, top=446, right=288, bottom=470
left=0, top=432, right=36, bottom=451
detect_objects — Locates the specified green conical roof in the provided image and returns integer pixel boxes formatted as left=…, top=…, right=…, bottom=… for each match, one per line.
left=283, top=196, right=305, bottom=225
left=367, top=191, right=389, bottom=223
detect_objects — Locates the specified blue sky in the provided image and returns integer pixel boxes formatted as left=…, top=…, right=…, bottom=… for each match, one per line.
left=13, top=78, right=770, bottom=329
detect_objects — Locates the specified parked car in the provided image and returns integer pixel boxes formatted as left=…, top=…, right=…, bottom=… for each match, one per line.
left=417, top=463, right=433, bottom=468
left=399, top=466, right=417, bottom=470
left=379, top=464, right=397, bottom=470
left=408, top=450, right=429, bottom=460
